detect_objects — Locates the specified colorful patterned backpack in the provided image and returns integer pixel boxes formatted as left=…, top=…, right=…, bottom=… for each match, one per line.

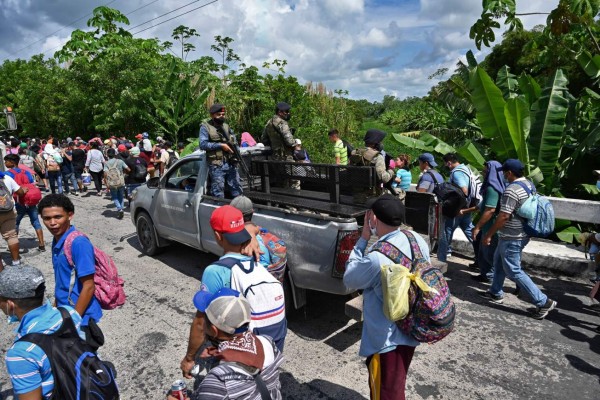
left=259, top=228, right=287, bottom=282
left=371, top=230, right=455, bottom=343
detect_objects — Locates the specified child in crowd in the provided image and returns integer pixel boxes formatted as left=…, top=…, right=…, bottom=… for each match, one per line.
left=392, top=154, right=412, bottom=191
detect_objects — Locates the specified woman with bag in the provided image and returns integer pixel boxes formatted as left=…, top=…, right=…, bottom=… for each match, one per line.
left=104, top=148, right=130, bottom=219
left=44, top=143, right=63, bottom=194
left=85, top=141, right=106, bottom=195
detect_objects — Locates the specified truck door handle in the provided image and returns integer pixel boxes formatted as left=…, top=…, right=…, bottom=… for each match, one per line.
left=184, top=200, right=192, bottom=208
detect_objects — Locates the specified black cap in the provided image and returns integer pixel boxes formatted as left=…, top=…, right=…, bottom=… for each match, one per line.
left=366, top=194, right=405, bottom=226
left=276, top=102, right=291, bottom=111
left=364, top=129, right=387, bottom=145
left=209, top=104, right=225, bottom=114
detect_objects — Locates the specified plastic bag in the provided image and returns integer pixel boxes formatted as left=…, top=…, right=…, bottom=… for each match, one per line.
left=517, top=195, right=537, bottom=219
left=82, top=172, right=92, bottom=186
left=381, top=264, right=438, bottom=321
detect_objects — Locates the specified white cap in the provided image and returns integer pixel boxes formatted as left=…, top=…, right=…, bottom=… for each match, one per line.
left=294, top=139, right=301, bottom=146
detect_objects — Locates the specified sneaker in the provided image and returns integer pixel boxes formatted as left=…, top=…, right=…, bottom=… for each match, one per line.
left=478, top=290, right=504, bottom=304
left=11, top=259, right=21, bottom=266
left=468, top=262, right=479, bottom=269
left=531, top=299, right=557, bottom=320
left=118, top=210, right=124, bottom=220
left=38, top=246, right=46, bottom=252
left=73, top=191, right=80, bottom=196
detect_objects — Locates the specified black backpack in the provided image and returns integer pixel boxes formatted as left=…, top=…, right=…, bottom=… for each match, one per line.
left=166, top=151, right=178, bottom=169
left=18, top=308, right=120, bottom=400
left=133, top=159, right=148, bottom=180
left=426, top=171, right=467, bottom=218
left=342, top=139, right=354, bottom=159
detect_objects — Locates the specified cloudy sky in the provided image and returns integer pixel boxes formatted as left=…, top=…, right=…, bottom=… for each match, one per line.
left=0, top=0, right=558, bottom=101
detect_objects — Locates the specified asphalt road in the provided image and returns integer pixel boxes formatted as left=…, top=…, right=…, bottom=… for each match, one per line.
left=0, top=192, right=599, bottom=399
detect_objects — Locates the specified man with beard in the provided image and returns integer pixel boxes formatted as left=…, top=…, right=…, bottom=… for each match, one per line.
left=261, top=102, right=299, bottom=189
left=200, top=104, right=242, bottom=198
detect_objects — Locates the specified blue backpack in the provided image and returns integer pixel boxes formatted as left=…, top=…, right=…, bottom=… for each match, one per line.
left=513, top=181, right=555, bottom=238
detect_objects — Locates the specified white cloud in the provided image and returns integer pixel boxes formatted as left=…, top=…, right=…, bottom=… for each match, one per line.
left=0, top=0, right=566, bottom=101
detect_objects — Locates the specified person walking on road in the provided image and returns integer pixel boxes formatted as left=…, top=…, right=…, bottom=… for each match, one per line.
left=169, top=288, right=284, bottom=400
left=480, top=159, right=558, bottom=320
left=344, top=194, right=427, bottom=400
left=104, top=148, right=130, bottom=219
left=38, top=194, right=104, bottom=349
left=437, top=153, right=476, bottom=262
left=85, top=141, right=106, bottom=196
left=199, top=104, right=243, bottom=198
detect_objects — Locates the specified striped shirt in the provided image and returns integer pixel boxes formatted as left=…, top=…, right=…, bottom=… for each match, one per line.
left=499, top=177, right=533, bottom=240
left=193, top=336, right=283, bottom=400
left=5, top=302, right=83, bottom=398
left=333, top=139, right=348, bottom=165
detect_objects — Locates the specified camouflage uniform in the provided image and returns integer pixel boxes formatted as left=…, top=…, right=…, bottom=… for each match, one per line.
left=199, top=118, right=242, bottom=198
left=350, top=147, right=395, bottom=204
left=261, top=115, right=300, bottom=189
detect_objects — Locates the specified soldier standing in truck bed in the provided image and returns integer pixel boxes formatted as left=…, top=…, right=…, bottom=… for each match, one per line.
left=261, top=102, right=300, bottom=190
left=199, top=103, right=242, bottom=199
left=349, top=129, right=395, bottom=204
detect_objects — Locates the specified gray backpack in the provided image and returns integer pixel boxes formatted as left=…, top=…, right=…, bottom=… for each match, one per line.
left=105, top=160, right=125, bottom=189
left=0, top=179, right=15, bottom=212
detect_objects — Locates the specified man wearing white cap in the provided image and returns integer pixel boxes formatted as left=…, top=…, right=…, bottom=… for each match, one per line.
left=170, top=288, right=283, bottom=399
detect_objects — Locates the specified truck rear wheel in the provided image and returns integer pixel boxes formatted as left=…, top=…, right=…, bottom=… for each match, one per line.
left=136, top=212, right=164, bottom=256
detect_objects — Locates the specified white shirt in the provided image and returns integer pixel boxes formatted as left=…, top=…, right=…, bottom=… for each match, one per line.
left=2, top=175, right=20, bottom=194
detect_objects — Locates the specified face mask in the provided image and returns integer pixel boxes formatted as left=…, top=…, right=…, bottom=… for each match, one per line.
left=214, top=117, right=225, bottom=124
left=282, top=113, right=291, bottom=121
left=368, top=220, right=377, bottom=236
left=5, top=305, right=17, bottom=325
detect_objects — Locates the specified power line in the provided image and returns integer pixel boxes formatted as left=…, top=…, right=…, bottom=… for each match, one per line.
left=131, top=0, right=219, bottom=35
left=128, top=0, right=204, bottom=31
left=9, top=0, right=119, bottom=57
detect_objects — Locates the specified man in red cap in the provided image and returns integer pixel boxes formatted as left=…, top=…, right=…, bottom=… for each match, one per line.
left=180, top=205, right=286, bottom=378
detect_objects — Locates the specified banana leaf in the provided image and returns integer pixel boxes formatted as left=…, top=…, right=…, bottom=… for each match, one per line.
left=556, top=226, right=581, bottom=244
left=529, top=69, right=570, bottom=189
left=392, top=134, right=433, bottom=151
left=469, top=66, right=515, bottom=159
left=496, top=66, right=519, bottom=99
left=504, top=96, right=530, bottom=172
left=576, top=49, right=600, bottom=79
left=456, top=142, right=485, bottom=171
left=517, top=73, right=541, bottom=106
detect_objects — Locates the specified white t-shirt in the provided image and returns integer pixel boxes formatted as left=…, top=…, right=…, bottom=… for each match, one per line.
left=2, top=175, right=20, bottom=194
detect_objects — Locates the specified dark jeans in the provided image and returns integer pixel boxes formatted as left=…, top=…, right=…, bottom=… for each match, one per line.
left=366, top=345, right=415, bottom=400
left=47, top=171, right=63, bottom=194
left=89, top=170, right=104, bottom=193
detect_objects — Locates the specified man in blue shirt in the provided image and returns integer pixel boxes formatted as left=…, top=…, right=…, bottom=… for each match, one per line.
left=37, top=194, right=103, bottom=349
left=344, top=194, right=428, bottom=400
left=416, top=152, right=443, bottom=193
left=1, top=265, right=84, bottom=399
left=437, top=153, right=475, bottom=262
left=180, top=205, right=286, bottom=378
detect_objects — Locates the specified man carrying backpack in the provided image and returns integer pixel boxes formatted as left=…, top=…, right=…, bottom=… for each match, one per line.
left=344, top=194, right=429, bottom=400
left=38, top=194, right=105, bottom=349
left=169, top=288, right=283, bottom=400
left=480, top=159, right=558, bottom=320
left=1, top=265, right=120, bottom=400
left=437, top=153, right=478, bottom=263
left=159, top=140, right=178, bottom=176
left=180, top=205, right=286, bottom=378
left=104, top=148, right=131, bottom=219
left=0, top=265, right=84, bottom=399
left=123, top=147, right=148, bottom=203
left=4, top=154, right=45, bottom=252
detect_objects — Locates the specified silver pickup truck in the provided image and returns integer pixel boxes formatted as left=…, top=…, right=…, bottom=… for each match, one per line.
left=129, top=147, right=438, bottom=311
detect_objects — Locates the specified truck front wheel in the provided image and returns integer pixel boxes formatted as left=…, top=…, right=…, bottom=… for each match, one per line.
left=136, top=212, right=164, bottom=256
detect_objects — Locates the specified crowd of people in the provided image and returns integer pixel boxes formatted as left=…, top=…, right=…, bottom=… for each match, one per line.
left=0, top=100, right=595, bottom=400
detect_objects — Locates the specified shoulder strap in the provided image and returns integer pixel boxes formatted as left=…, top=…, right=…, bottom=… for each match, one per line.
left=511, top=180, right=536, bottom=195
left=426, top=170, right=440, bottom=185
left=399, top=230, right=426, bottom=268
left=254, top=373, right=273, bottom=400
left=370, top=240, right=408, bottom=264
left=63, top=230, right=87, bottom=266
left=213, top=257, right=255, bottom=273
left=19, top=307, right=80, bottom=346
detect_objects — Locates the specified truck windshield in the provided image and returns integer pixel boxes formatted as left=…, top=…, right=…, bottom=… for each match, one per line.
left=165, top=159, right=201, bottom=192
